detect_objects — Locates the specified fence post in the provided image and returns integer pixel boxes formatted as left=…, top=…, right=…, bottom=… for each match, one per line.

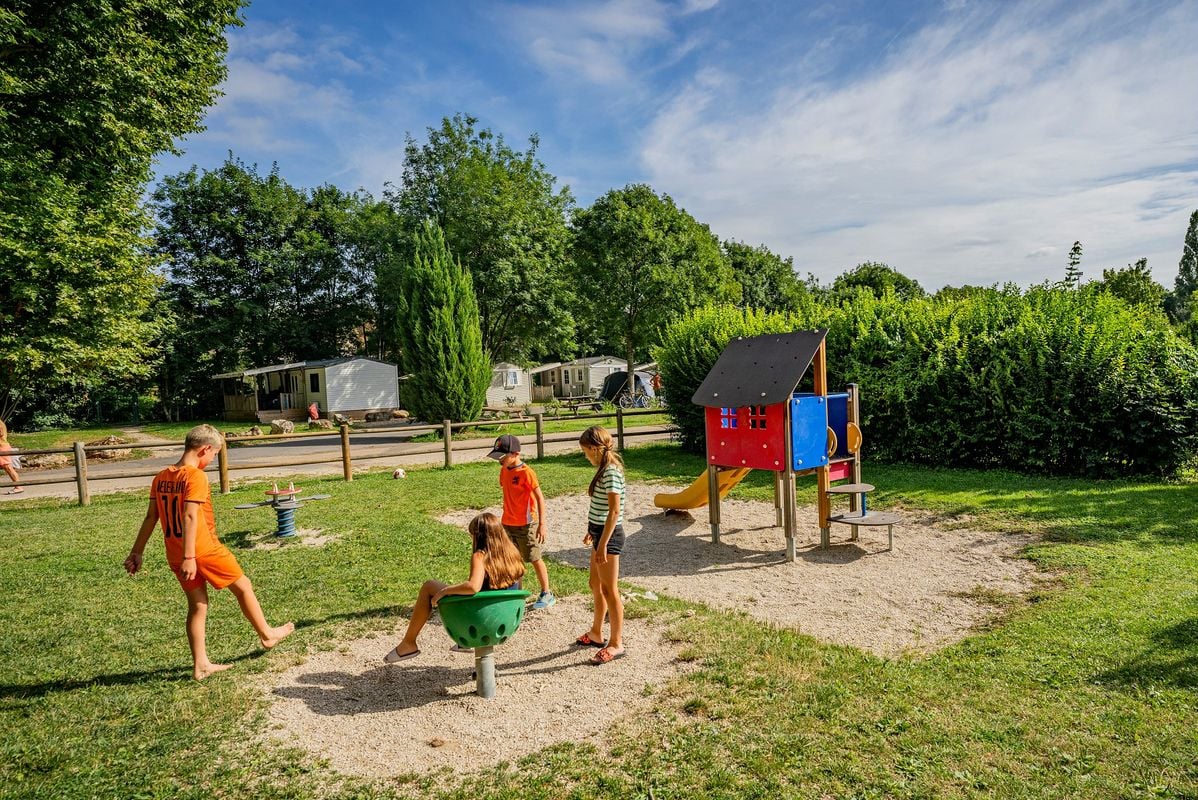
left=218, top=437, right=230, bottom=494
left=443, top=420, right=453, bottom=468
left=534, top=412, right=545, bottom=460
left=73, top=441, right=90, bottom=506
left=340, top=423, right=353, bottom=482
left=616, top=407, right=625, bottom=451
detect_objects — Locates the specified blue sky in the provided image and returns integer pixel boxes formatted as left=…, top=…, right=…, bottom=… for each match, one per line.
left=154, top=0, right=1198, bottom=290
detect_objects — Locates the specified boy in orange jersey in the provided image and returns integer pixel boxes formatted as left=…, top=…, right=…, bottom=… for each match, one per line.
left=124, top=424, right=294, bottom=680
left=486, top=434, right=555, bottom=609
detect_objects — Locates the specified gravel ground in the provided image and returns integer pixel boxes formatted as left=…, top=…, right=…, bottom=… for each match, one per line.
left=264, top=481, right=1041, bottom=779
left=265, top=596, right=688, bottom=778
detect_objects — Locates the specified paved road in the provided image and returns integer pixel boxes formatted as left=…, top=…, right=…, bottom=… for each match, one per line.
left=0, top=425, right=675, bottom=503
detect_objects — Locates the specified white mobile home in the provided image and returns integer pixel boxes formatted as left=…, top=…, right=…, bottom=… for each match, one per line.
left=542, top=356, right=624, bottom=397
left=486, top=362, right=532, bottom=407
left=215, top=357, right=399, bottom=422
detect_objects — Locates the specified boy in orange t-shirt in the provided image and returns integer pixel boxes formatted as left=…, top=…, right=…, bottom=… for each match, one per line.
left=486, top=434, right=555, bottom=609
left=124, top=425, right=294, bottom=680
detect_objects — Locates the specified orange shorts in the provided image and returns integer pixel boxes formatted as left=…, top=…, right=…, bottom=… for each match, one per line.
left=171, top=544, right=244, bottom=591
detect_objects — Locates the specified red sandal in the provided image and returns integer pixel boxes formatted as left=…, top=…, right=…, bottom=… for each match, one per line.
left=591, top=646, right=624, bottom=665
left=574, top=632, right=605, bottom=648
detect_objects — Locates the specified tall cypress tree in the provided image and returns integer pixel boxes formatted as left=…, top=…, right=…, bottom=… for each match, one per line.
left=1170, top=210, right=1198, bottom=322
left=394, top=221, right=490, bottom=423
left=1064, top=241, right=1084, bottom=288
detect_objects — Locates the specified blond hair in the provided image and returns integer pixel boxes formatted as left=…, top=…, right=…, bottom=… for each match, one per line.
left=579, top=425, right=624, bottom=496
left=468, top=512, right=526, bottom=590
left=184, top=424, right=224, bottom=452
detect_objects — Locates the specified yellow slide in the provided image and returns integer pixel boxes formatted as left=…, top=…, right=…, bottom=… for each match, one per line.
left=654, top=467, right=752, bottom=510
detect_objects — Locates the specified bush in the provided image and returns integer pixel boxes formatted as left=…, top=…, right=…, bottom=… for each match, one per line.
left=657, top=289, right=1198, bottom=477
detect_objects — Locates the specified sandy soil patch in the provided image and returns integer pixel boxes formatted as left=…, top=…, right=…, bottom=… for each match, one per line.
left=266, top=597, right=687, bottom=778
left=440, top=483, right=1042, bottom=657
left=244, top=527, right=338, bottom=550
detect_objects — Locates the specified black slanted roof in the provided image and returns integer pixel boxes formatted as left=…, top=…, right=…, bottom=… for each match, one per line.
left=691, top=329, right=828, bottom=407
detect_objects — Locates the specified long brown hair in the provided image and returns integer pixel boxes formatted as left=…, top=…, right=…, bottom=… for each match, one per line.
left=468, top=512, right=525, bottom=589
left=579, top=425, right=624, bottom=496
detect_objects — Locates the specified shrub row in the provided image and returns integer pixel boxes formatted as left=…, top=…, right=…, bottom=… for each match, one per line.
left=655, top=288, right=1198, bottom=477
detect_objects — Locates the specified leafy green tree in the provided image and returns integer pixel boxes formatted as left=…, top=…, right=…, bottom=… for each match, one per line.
left=394, top=222, right=490, bottom=423
left=571, top=184, right=738, bottom=391
left=152, top=157, right=379, bottom=418
left=724, top=240, right=808, bottom=313
left=0, top=0, right=244, bottom=422
left=1096, top=258, right=1166, bottom=311
left=389, top=114, right=575, bottom=363
left=831, top=262, right=925, bottom=301
left=1064, top=241, right=1084, bottom=288
left=1167, top=210, right=1198, bottom=323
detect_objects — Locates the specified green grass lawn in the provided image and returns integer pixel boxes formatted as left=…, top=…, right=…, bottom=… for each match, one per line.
left=2, top=445, right=1196, bottom=799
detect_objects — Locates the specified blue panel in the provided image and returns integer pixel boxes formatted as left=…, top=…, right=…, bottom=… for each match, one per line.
left=827, top=392, right=849, bottom=459
left=790, top=394, right=829, bottom=470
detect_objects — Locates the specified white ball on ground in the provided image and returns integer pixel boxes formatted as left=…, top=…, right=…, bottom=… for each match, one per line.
left=392, top=468, right=406, bottom=479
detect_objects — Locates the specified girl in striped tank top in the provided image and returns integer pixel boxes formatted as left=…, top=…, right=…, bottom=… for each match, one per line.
left=575, top=426, right=626, bottom=664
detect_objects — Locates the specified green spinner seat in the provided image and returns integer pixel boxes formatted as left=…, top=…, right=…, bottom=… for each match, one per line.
left=438, top=589, right=529, bottom=649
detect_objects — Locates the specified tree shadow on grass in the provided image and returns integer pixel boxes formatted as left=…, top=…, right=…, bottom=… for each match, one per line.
left=1092, top=618, right=1198, bottom=690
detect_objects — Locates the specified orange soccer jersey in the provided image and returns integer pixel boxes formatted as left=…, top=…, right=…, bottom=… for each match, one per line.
left=499, top=462, right=540, bottom=527
left=151, top=464, right=241, bottom=589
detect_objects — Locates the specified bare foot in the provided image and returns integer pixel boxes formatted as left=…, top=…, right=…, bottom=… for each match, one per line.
left=194, top=662, right=232, bottom=681
left=260, top=621, right=295, bottom=649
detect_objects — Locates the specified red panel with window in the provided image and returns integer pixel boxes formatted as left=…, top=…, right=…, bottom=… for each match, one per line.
left=704, top=403, right=787, bottom=470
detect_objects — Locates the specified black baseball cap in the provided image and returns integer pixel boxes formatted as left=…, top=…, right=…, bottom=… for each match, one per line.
left=486, top=434, right=521, bottom=460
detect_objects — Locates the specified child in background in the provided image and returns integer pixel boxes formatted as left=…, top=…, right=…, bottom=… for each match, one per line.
left=486, top=434, right=556, bottom=610
left=575, top=426, right=626, bottom=664
left=384, top=511, right=525, bottom=662
left=124, top=424, right=294, bottom=680
left=0, top=420, right=22, bottom=494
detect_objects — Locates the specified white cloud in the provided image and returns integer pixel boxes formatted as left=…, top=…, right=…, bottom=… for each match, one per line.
left=504, top=0, right=673, bottom=86
left=640, top=0, right=1198, bottom=288
left=681, top=0, right=719, bottom=13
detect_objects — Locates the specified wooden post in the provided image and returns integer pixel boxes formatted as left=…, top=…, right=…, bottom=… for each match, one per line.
left=218, top=437, right=230, bottom=494
left=73, top=441, right=90, bottom=507
left=443, top=420, right=453, bottom=468
left=340, top=423, right=353, bottom=482
left=782, top=408, right=796, bottom=561
left=813, top=340, right=831, bottom=548
left=534, top=412, right=545, bottom=460
left=615, top=407, right=625, bottom=451
left=707, top=463, right=721, bottom=545
left=848, top=383, right=862, bottom=541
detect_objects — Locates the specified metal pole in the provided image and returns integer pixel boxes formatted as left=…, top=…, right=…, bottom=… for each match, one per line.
left=73, top=441, right=90, bottom=507
left=616, top=407, right=625, bottom=451
left=442, top=420, right=453, bottom=468
left=849, top=383, right=862, bottom=541
left=339, top=423, right=353, bottom=482
left=218, top=437, right=230, bottom=495
left=474, top=645, right=496, bottom=699
left=707, top=464, right=721, bottom=544
left=773, top=469, right=783, bottom=527
left=534, top=412, right=545, bottom=460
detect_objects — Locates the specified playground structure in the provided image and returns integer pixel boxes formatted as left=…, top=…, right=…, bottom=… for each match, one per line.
left=234, top=482, right=331, bottom=537
left=653, top=330, right=899, bottom=560
left=437, top=589, right=529, bottom=699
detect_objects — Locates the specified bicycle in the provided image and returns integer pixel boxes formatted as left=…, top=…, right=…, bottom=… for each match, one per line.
left=616, top=387, right=650, bottom=409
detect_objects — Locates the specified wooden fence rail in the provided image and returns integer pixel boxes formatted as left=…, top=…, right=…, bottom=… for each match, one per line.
left=9, top=409, right=672, bottom=506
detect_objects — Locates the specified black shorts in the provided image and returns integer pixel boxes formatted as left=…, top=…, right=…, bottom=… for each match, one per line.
left=588, top=522, right=625, bottom=556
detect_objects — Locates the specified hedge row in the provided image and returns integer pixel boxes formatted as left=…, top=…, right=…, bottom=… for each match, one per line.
left=655, top=289, right=1198, bottom=478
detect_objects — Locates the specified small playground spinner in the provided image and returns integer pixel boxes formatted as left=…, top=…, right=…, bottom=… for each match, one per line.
left=234, top=483, right=332, bottom=537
